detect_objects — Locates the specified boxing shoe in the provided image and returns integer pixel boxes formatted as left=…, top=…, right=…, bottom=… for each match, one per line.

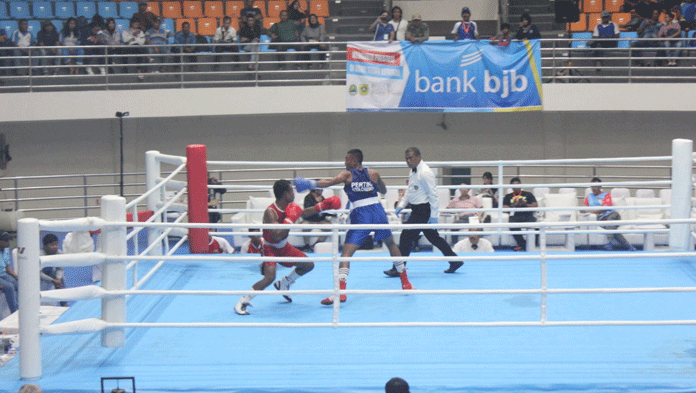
left=399, top=270, right=414, bottom=290
left=444, top=261, right=464, bottom=274
left=321, top=280, right=347, bottom=305
left=234, top=298, right=252, bottom=315
left=383, top=266, right=399, bottom=277
left=273, top=277, right=293, bottom=303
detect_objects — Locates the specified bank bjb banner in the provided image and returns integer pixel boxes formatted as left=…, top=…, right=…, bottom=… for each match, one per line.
left=346, top=40, right=543, bottom=112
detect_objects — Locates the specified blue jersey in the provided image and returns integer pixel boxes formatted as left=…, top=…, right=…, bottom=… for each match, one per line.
left=345, top=168, right=379, bottom=203
left=455, top=21, right=477, bottom=40
left=374, top=23, right=395, bottom=41
left=343, top=167, right=391, bottom=245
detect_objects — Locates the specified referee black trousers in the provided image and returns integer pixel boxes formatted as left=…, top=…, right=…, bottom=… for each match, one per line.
left=399, top=203, right=457, bottom=258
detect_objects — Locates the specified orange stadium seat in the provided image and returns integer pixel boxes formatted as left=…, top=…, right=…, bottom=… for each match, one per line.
left=605, top=0, right=623, bottom=12
left=310, top=0, right=329, bottom=17
left=582, top=0, right=603, bottom=13
left=589, top=12, right=602, bottom=28
left=183, top=1, right=204, bottom=17
left=205, top=1, right=224, bottom=18
left=264, top=16, right=279, bottom=29
left=253, top=1, right=267, bottom=17
left=147, top=2, right=161, bottom=16
left=225, top=1, right=244, bottom=18
left=267, top=0, right=285, bottom=18
left=197, top=17, right=217, bottom=35
left=613, top=12, right=630, bottom=25
left=162, top=2, right=183, bottom=19
left=568, top=13, right=588, bottom=32
left=176, top=18, right=196, bottom=33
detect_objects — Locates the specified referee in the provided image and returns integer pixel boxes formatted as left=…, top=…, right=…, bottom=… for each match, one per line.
left=385, top=147, right=461, bottom=276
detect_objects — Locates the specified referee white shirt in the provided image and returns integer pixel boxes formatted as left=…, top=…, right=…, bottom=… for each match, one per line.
left=397, top=160, right=439, bottom=220
left=453, top=237, right=494, bottom=253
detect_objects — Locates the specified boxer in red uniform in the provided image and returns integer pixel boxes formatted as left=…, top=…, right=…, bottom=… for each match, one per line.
left=235, top=179, right=341, bottom=315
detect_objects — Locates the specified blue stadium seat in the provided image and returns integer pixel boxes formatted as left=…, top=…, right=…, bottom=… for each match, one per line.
left=160, top=18, right=174, bottom=33
left=571, top=32, right=592, bottom=49
left=51, top=19, right=64, bottom=32
left=75, top=1, right=96, bottom=18
left=27, top=19, right=41, bottom=35
left=115, top=18, right=129, bottom=32
left=618, top=31, right=637, bottom=48
left=98, top=2, right=119, bottom=19
left=119, top=2, right=138, bottom=18
left=8, top=2, right=31, bottom=19
left=259, top=34, right=275, bottom=52
left=54, top=2, right=74, bottom=19
left=0, top=3, right=7, bottom=19
left=0, top=20, right=18, bottom=36
left=32, top=2, right=53, bottom=19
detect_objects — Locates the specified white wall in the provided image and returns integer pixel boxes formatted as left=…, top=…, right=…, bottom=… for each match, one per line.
left=393, top=0, right=498, bottom=21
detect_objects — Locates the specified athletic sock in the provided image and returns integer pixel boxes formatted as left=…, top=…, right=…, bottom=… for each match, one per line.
left=394, top=261, right=405, bottom=273
left=338, top=267, right=349, bottom=282
left=285, top=269, right=300, bottom=284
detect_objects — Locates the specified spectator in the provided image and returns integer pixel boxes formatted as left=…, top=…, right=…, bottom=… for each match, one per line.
left=633, top=9, right=664, bottom=66
left=658, top=11, right=682, bottom=65
left=11, top=19, right=35, bottom=76
left=621, top=0, right=640, bottom=12
left=446, top=183, right=483, bottom=244
left=406, top=14, right=430, bottom=44
left=40, top=234, right=67, bottom=307
left=18, top=383, right=42, bottom=393
left=515, top=13, right=541, bottom=40
left=36, top=21, right=60, bottom=75
left=239, top=0, right=264, bottom=29
left=452, top=225, right=495, bottom=253
left=122, top=18, right=147, bottom=79
left=213, top=16, right=238, bottom=71
left=0, top=232, right=17, bottom=314
left=239, top=15, right=262, bottom=71
left=490, top=22, right=512, bottom=46
left=452, top=7, right=479, bottom=40
left=389, top=6, right=408, bottom=41
left=173, top=21, right=197, bottom=72
left=477, top=171, right=499, bottom=208
left=288, top=0, right=308, bottom=34
left=103, top=18, right=122, bottom=74
left=300, top=14, right=327, bottom=69
left=145, top=17, right=172, bottom=73
left=208, top=235, right=234, bottom=254
left=370, top=11, right=395, bottom=42
left=301, top=188, right=333, bottom=251
left=207, top=174, right=226, bottom=224
left=82, top=22, right=106, bottom=75
left=132, top=1, right=157, bottom=32
left=620, top=9, right=643, bottom=32
left=502, top=177, right=538, bottom=252
left=672, top=5, right=691, bottom=32
left=635, top=0, right=659, bottom=19
left=581, top=177, right=637, bottom=251
left=589, top=11, right=619, bottom=70
left=385, top=377, right=410, bottom=393
left=60, top=17, right=84, bottom=75
left=683, top=0, right=696, bottom=26
left=240, top=228, right=264, bottom=254
left=0, top=29, right=15, bottom=78
left=269, top=10, right=299, bottom=69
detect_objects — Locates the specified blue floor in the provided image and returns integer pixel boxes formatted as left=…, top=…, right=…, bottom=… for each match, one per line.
left=2, top=247, right=696, bottom=393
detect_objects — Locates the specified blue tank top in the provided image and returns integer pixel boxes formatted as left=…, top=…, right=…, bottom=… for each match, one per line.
left=596, top=23, right=615, bottom=38
left=344, top=168, right=379, bottom=203
left=457, top=22, right=476, bottom=40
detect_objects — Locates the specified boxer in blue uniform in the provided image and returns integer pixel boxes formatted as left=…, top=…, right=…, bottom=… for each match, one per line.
left=295, top=149, right=414, bottom=305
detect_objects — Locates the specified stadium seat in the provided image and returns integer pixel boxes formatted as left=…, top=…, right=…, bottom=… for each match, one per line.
left=160, top=17, right=174, bottom=32
left=571, top=31, right=592, bottom=48
left=0, top=20, right=18, bottom=36
left=54, top=2, right=74, bottom=19
left=588, top=13, right=602, bottom=29
left=183, top=1, right=203, bottom=18
left=225, top=1, right=243, bottom=19
left=204, top=1, right=223, bottom=18
left=267, top=1, right=284, bottom=18
left=0, top=4, right=7, bottom=19
left=32, top=2, right=54, bottom=19
left=98, top=2, right=119, bottom=19
left=115, top=18, right=129, bottom=32
left=162, top=2, right=182, bottom=19
left=51, top=19, right=63, bottom=31
left=612, top=12, right=630, bottom=26
left=8, top=2, right=31, bottom=19
left=176, top=18, right=196, bottom=33
left=146, top=2, right=160, bottom=16
left=618, top=31, right=637, bottom=48
left=582, top=0, right=602, bottom=14
left=263, top=17, right=279, bottom=29
left=76, top=1, right=97, bottom=18
left=568, top=13, right=587, bottom=32
left=259, top=34, right=275, bottom=52
left=197, top=17, right=216, bottom=36
left=253, top=1, right=267, bottom=17
left=605, top=0, right=622, bottom=12
left=310, top=0, right=329, bottom=17
left=27, top=19, right=41, bottom=34
left=119, top=1, right=138, bottom=18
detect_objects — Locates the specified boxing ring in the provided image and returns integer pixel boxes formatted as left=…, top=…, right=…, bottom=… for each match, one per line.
left=2, top=140, right=695, bottom=393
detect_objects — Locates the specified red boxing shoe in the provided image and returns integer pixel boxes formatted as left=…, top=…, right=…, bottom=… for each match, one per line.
left=321, top=280, right=347, bottom=305
left=400, top=270, right=414, bottom=290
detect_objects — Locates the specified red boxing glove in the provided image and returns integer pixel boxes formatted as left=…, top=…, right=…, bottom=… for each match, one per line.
left=284, top=203, right=303, bottom=224
left=316, top=196, right=342, bottom=212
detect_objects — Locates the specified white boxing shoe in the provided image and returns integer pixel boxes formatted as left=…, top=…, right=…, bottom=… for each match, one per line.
left=234, top=298, right=251, bottom=315
left=273, top=277, right=292, bottom=303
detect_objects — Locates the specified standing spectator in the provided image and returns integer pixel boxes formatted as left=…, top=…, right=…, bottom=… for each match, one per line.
left=239, top=0, right=264, bottom=29
left=389, top=6, right=408, bottom=41
left=632, top=9, right=664, bottom=66
left=82, top=22, right=106, bottom=75
left=132, top=1, right=157, bottom=32
left=239, top=15, right=262, bottom=71
left=446, top=183, right=483, bottom=244
left=213, top=16, right=238, bottom=71
left=385, top=377, right=410, bottom=393
left=515, top=13, right=541, bottom=40
left=0, top=29, right=15, bottom=78
left=502, top=177, right=538, bottom=252
left=207, top=174, right=225, bottom=224
left=451, top=7, right=479, bottom=40
left=301, top=188, right=333, bottom=250
left=658, top=11, right=682, bottom=65
left=36, top=21, right=60, bottom=75
left=620, top=9, right=643, bottom=31
left=369, top=11, right=395, bottom=42
left=452, top=225, right=495, bottom=254
left=173, top=21, right=197, bottom=72
left=122, top=18, right=147, bottom=79
left=60, top=17, right=84, bottom=75
left=208, top=235, right=234, bottom=254
left=581, top=177, right=637, bottom=251
left=40, top=234, right=67, bottom=307
left=589, top=11, right=619, bottom=70
left=405, top=14, right=430, bottom=44
left=11, top=19, right=35, bottom=75
left=269, top=10, right=299, bottom=69
left=490, top=22, right=512, bottom=46
left=300, top=14, right=327, bottom=69
left=0, top=232, right=17, bottom=314
left=672, top=5, right=691, bottom=32
left=145, top=17, right=172, bottom=73
left=288, top=0, right=308, bottom=34
left=683, top=0, right=696, bottom=26
left=103, top=18, right=122, bottom=74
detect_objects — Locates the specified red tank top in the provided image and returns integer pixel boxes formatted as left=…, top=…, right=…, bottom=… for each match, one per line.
left=208, top=238, right=223, bottom=253
left=263, top=203, right=287, bottom=244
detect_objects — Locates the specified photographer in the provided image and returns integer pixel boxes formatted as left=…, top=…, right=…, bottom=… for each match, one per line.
left=207, top=174, right=226, bottom=225
left=369, top=11, right=395, bottom=42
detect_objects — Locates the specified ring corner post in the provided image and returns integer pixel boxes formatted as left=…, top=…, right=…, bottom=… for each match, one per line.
left=145, top=150, right=163, bottom=256
left=100, top=195, right=127, bottom=348
left=186, top=144, right=209, bottom=254
left=18, top=217, right=41, bottom=380
left=669, top=138, right=693, bottom=250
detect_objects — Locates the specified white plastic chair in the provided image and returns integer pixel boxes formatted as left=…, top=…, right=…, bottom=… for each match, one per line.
left=635, top=189, right=655, bottom=198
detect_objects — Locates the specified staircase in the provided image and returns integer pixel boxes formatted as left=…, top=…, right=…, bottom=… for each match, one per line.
left=505, top=0, right=567, bottom=37
left=326, top=0, right=387, bottom=41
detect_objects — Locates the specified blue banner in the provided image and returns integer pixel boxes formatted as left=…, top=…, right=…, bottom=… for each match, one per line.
left=346, top=40, right=543, bottom=112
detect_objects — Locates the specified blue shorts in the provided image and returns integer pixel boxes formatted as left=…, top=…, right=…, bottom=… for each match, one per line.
left=344, top=203, right=392, bottom=246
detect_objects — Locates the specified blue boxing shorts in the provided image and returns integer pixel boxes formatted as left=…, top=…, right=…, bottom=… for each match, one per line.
left=344, top=203, right=392, bottom=246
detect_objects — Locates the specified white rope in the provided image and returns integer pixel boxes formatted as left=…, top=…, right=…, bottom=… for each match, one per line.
left=40, top=252, right=106, bottom=268
left=41, top=318, right=108, bottom=335
left=38, top=217, right=105, bottom=232
left=41, top=285, right=110, bottom=302
left=126, top=162, right=186, bottom=209
left=132, top=235, right=188, bottom=290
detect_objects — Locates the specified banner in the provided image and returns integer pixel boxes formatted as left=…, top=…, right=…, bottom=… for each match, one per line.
left=346, top=40, right=543, bottom=112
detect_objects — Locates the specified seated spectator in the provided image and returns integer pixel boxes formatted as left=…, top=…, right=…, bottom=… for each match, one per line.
left=389, top=6, right=407, bottom=41
left=503, top=177, right=538, bottom=252
left=207, top=174, right=225, bottom=224
left=122, top=19, right=147, bottom=79
left=0, top=29, right=15, bottom=78
left=658, top=11, right=682, bottom=65
left=452, top=7, right=479, bottom=40
left=239, top=15, right=262, bottom=71
left=36, top=21, right=60, bottom=75
left=300, top=14, right=327, bottom=69
left=632, top=9, right=664, bottom=66
left=406, top=14, right=430, bottom=44
left=369, top=11, right=395, bottom=42
left=240, top=228, right=264, bottom=254
left=620, top=9, right=643, bottom=31
left=490, top=22, right=512, bottom=46
left=11, top=19, right=35, bottom=76
left=208, top=235, right=234, bottom=254
left=288, top=0, right=308, bottom=35
left=60, top=17, right=84, bottom=75
left=589, top=11, right=619, bottom=70
left=581, top=177, right=637, bottom=251
left=385, top=377, right=410, bottom=393
left=173, top=21, right=197, bottom=72
left=145, top=17, right=172, bottom=73
left=515, top=13, right=541, bottom=40
left=239, top=0, right=264, bottom=30
left=446, top=183, right=483, bottom=244
left=82, top=22, right=106, bottom=75
left=40, top=234, right=67, bottom=307
left=452, top=226, right=495, bottom=254
left=103, top=18, right=123, bottom=74
left=476, top=171, right=499, bottom=208
left=132, top=1, right=157, bottom=32
left=0, top=232, right=17, bottom=314
left=213, top=16, right=238, bottom=71
left=269, top=10, right=299, bottom=69
left=301, top=188, right=333, bottom=251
